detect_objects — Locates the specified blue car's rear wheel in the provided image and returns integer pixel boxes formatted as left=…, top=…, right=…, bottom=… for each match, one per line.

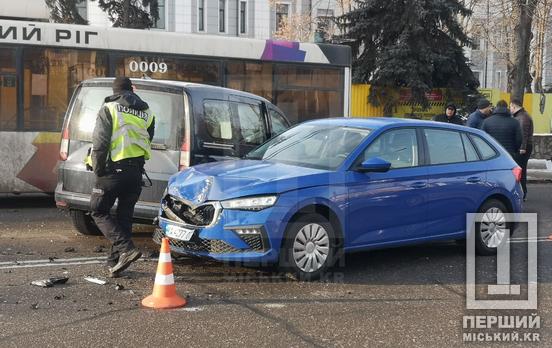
left=279, top=214, right=337, bottom=281
left=475, top=199, right=511, bottom=256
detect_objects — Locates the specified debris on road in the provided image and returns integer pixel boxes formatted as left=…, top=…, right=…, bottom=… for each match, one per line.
left=54, top=294, right=65, bottom=300
left=144, top=250, right=159, bottom=259
left=31, top=277, right=69, bottom=288
left=64, top=247, right=76, bottom=253
left=93, top=246, right=106, bottom=253
left=30, top=303, right=39, bottom=310
left=115, top=284, right=124, bottom=291
left=84, top=276, right=107, bottom=285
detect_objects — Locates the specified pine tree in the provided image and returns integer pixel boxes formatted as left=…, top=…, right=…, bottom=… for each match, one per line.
left=97, top=0, right=159, bottom=29
left=45, top=0, right=88, bottom=25
left=338, top=0, right=479, bottom=110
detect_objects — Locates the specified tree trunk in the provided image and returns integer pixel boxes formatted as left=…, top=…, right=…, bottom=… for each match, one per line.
left=123, top=0, right=131, bottom=28
left=509, top=0, right=537, bottom=103
left=532, top=0, right=550, bottom=93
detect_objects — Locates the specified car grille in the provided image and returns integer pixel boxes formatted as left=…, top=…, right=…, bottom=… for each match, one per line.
left=162, top=195, right=217, bottom=227
left=153, top=228, right=265, bottom=254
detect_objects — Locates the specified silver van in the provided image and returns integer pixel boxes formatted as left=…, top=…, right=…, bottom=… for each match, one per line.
left=55, top=78, right=290, bottom=235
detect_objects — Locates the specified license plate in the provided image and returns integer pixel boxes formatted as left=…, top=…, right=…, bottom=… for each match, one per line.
left=165, top=224, right=195, bottom=241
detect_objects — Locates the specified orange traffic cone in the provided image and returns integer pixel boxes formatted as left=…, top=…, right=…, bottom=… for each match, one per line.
left=142, top=238, right=187, bottom=309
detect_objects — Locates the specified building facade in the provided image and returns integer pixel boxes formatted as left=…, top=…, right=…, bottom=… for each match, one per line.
left=7, top=0, right=347, bottom=42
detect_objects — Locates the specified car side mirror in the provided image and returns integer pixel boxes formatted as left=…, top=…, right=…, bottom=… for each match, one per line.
left=357, top=157, right=391, bottom=173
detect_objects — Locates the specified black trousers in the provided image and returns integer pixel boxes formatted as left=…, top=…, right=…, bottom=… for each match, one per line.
left=515, top=144, right=532, bottom=198
left=90, top=165, right=142, bottom=263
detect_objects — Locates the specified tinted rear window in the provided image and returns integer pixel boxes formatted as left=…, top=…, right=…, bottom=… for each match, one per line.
left=68, top=86, right=182, bottom=147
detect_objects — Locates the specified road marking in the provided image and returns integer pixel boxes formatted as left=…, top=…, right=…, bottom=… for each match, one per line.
left=509, top=236, right=551, bottom=243
left=0, top=256, right=106, bottom=266
left=0, top=256, right=154, bottom=270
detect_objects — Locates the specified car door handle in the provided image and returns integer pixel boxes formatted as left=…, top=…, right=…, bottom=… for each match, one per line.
left=467, top=176, right=481, bottom=183
left=410, top=181, right=427, bottom=189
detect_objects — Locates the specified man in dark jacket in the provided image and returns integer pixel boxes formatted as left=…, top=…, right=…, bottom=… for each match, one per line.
left=510, top=98, right=534, bottom=200
left=87, top=77, right=155, bottom=277
left=481, top=100, right=522, bottom=157
left=466, top=98, right=493, bottom=129
left=432, top=103, right=464, bottom=125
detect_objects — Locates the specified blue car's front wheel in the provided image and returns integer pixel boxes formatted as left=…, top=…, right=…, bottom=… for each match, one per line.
left=279, top=214, right=338, bottom=281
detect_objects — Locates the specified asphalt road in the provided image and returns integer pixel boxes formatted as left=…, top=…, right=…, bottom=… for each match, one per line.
left=1, top=185, right=551, bottom=347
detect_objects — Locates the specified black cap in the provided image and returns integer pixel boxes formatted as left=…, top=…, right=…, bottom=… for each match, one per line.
left=477, top=98, right=491, bottom=109
left=446, top=103, right=457, bottom=111
left=113, top=77, right=133, bottom=93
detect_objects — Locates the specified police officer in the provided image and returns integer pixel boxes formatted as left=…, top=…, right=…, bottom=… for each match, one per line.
left=86, top=77, right=155, bottom=277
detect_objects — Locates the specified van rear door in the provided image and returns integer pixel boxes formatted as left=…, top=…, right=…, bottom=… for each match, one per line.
left=61, top=82, right=184, bottom=206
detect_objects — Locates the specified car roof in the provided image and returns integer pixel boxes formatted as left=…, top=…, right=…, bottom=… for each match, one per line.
left=304, top=117, right=479, bottom=132
left=82, top=77, right=272, bottom=104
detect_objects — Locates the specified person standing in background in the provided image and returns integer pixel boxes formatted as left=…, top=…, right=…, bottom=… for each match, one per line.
left=466, top=98, right=493, bottom=129
left=481, top=100, right=522, bottom=158
left=432, top=104, right=464, bottom=125
left=510, top=99, right=534, bottom=201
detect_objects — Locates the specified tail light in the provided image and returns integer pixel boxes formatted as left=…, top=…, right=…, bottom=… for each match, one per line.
left=59, top=127, right=69, bottom=161
left=512, top=166, right=522, bottom=182
left=179, top=137, right=190, bottom=171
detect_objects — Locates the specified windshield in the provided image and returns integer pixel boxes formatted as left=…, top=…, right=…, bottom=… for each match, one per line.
left=246, top=124, right=371, bottom=170
left=68, top=86, right=183, bottom=147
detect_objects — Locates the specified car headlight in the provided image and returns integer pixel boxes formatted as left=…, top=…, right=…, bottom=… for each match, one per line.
left=221, top=195, right=277, bottom=211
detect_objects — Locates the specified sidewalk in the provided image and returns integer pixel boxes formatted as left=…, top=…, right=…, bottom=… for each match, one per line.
left=528, top=159, right=552, bottom=182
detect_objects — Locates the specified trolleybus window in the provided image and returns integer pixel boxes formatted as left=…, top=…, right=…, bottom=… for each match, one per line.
left=0, top=48, right=17, bottom=131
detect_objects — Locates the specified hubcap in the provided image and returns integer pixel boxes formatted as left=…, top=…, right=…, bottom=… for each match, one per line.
left=480, top=207, right=507, bottom=248
left=292, top=223, right=330, bottom=273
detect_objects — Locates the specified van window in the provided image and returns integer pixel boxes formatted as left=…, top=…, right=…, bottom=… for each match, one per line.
left=269, top=108, right=288, bottom=137
left=236, top=102, right=265, bottom=145
left=68, top=86, right=181, bottom=147
left=203, top=100, right=233, bottom=140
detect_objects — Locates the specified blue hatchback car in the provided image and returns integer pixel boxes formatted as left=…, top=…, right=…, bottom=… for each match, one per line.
left=155, top=118, right=523, bottom=280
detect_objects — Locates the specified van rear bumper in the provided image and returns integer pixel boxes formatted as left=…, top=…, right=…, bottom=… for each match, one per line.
left=54, top=184, right=159, bottom=222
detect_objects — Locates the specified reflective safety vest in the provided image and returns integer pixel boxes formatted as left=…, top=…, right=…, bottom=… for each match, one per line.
left=84, top=102, right=154, bottom=168
left=107, top=102, right=154, bottom=162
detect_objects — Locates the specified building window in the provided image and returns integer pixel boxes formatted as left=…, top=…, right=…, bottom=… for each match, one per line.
left=315, top=9, right=334, bottom=43
left=239, top=1, right=247, bottom=34
left=76, top=0, right=87, bottom=21
left=198, top=0, right=205, bottom=32
left=219, top=0, right=226, bottom=33
left=153, top=0, right=166, bottom=29
left=473, top=71, right=481, bottom=85
left=471, top=36, right=481, bottom=50
left=275, top=3, right=289, bottom=32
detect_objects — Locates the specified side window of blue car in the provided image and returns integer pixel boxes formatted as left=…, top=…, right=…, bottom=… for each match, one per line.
left=461, top=133, right=479, bottom=161
left=470, top=134, right=498, bottom=160
left=362, top=128, right=419, bottom=169
left=424, top=129, right=466, bottom=165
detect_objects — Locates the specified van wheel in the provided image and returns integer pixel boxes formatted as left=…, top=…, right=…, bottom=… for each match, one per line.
left=279, top=214, right=337, bottom=281
left=70, top=210, right=102, bottom=236
left=475, top=199, right=511, bottom=256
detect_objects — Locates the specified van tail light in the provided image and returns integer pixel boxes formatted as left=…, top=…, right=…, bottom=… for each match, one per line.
left=179, top=138, right=190, bottom=171
left=512, top=166, right=522, bottom=182
left=59, top=127, right=69, bottom=161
